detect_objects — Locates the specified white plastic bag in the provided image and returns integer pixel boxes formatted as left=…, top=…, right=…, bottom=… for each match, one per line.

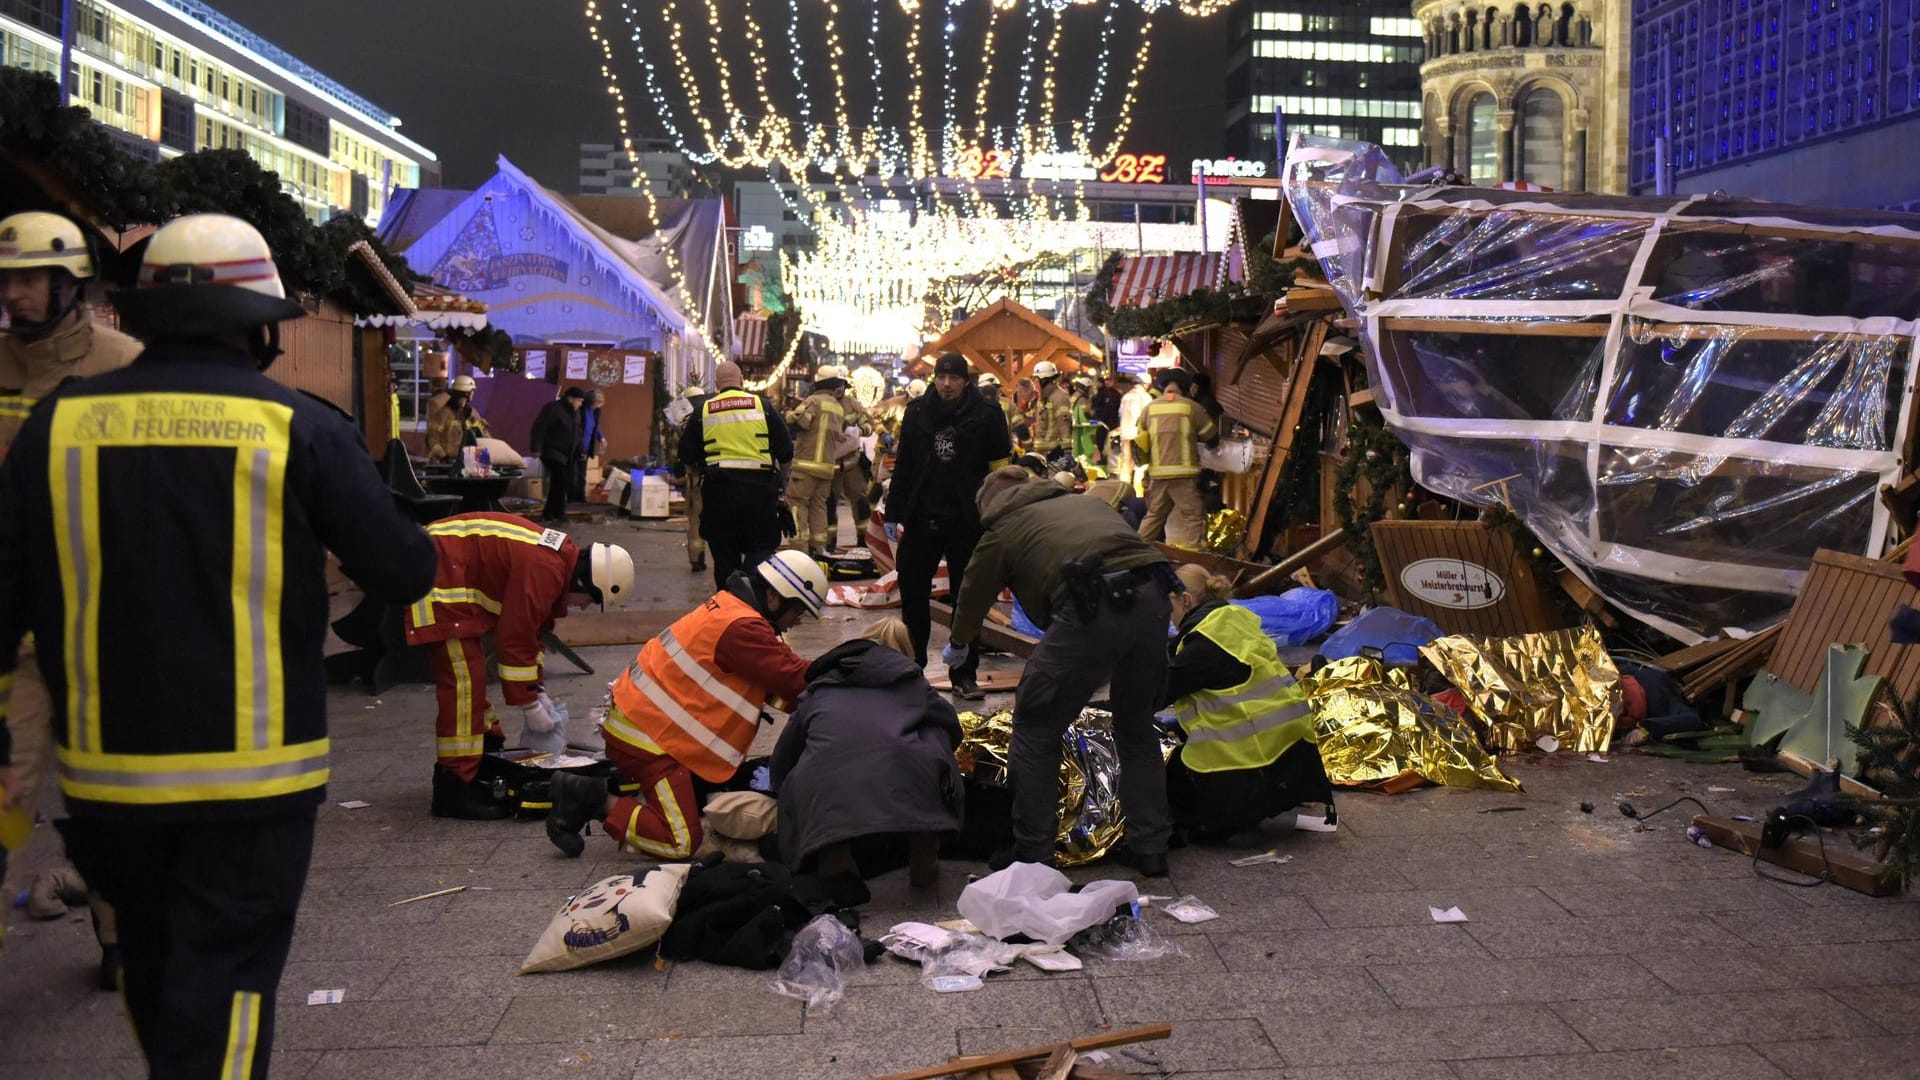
left=955, top=863, right=1139, bottom=947
left=1070, top=908, right=1185, bottom=962
left=768, top=915, right=866, bottom=1014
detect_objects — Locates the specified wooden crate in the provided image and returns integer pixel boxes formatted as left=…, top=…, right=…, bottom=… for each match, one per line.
left=1372, top=519, right=1575, bottom=637
left=1769, top=549, right=1920, bottom=703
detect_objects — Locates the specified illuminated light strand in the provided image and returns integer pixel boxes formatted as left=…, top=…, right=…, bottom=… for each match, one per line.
left=1010, top=0, right=1041, bottom=171
left=822, top=0, right=858, bottom=166
left=1096, top=7, right=1155, bottom=160
left=867, top=0, right=886, bottom=169
left=699, top=0, right=752, bottom=159
left=662, top=0, right=728, bottom=161
left=1035, top=5, right=1064, bottom=160
left=788, top=0, right=820, bottom=161
left=1083, top=0, right=1116, bottom=156
left=973, top=3, right=1000, bottom=152
left=905, top=2, right=927, bottom=178
left=620, top=1, right=721, bottom=164
left=737, top=1, right=792, bottom=165
left=941, top=1, right=959, bottom=173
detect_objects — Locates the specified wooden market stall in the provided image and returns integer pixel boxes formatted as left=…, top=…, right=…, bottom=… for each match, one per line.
left=922, top=297, right=1101, bottom=384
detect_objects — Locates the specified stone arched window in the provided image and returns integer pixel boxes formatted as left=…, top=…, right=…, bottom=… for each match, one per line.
left=1513, top=4, right=1534, bottom=47
left=1483, top=7, right=1498, bottom=48
left=1487, top=7, right=1504, bottom=47
left=1423, top=93, right=1444, bottom=167
left=1464, top=10, right=1478, bottom=52
left=1517, top=86, right=1566, bottom=188
left=1461, top=91, right=1499, bottom=183
left=1536, top=3, right=1554, bottom=45
left=1557, top=3, right=1576, bottom=46
left=1448, top=14, right=1462, bottom=54
left=1578, top=15, right=1593, bottom=45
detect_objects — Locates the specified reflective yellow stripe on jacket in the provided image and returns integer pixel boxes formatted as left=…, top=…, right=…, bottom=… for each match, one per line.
left=701, top=389, right=774, bottom=470
left=47, top=393, right=323, bottom=805
left=790, top=392, right=844, bottom=478
left=1173, top=604, right=1315, bottom=774
left=1140, top=398, right=1209, bottom=479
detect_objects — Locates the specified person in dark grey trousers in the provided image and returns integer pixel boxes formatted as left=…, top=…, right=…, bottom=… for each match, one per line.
left=946, top=466, right=1176, bottom=876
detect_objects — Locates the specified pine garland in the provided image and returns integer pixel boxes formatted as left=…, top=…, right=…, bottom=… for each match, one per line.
left=1850, top=694, right=1920, bottom=886
left=1333, top=413, right=1414, bottom=593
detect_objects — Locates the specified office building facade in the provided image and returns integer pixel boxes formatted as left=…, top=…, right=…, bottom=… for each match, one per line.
left=1628, top=0, right=1920, bottom=209
left=579, top=139, right=703, bottom=200
left=0, top=0, right=437, bottom=225
left=1414, top=1, right=1632, bottom=192
left=1224, top=0, right=1428, bottom=172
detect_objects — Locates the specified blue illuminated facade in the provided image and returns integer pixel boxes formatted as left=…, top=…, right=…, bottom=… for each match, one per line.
left=1629, top=0, right=1920, bottom=208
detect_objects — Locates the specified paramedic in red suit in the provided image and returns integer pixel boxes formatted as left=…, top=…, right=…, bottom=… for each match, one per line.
left=543, top=550, right=828, bottom=858
left=404, top=512, right=635, bottom=819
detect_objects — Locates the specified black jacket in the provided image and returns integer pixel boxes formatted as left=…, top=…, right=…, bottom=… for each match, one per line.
left=1161, top=599, right=1251, bottom=707
left=529, top=397, right=582, bottom=466
left=884, top=385, right=1012, bottom=529
left=0, top=342, right=438, bottom=818
left=769, top=640, right=964, bottom=865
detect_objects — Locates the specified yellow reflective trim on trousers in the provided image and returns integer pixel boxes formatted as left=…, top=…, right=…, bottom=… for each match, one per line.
left=603, top=702, right=666, bottom=755
left=499, top=661, right=541, bottom=683
left=51, top=442, right=102, bottom=754
left=437, top=734, right=485, bottom=757
left=221, top=990, right=261, bottom=1080
left=622, top=775, right=693, bottom=858
left=448, top=640, right=474, bottom=738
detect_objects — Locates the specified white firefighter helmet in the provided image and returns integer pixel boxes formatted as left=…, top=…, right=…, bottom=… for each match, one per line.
left=757, top=549, right=829, bottom=618
left=976, top=371, right=1002, bottom=389
left=588, top=543, right=635, bottom=609
left=1031, top=359, right=1060, bottom=380
left=112, top=213, right=304, bottom=340
left=906, top=378, right=927, bottom=398
left=0, top=211, right=96, bottom=279
left=449, top=375, right=478, bottom=394
left=681, top=383, right=709, bottom=400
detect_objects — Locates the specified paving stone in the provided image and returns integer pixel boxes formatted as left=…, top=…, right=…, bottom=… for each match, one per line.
left=626, top=1028, right=959, bottom=1080
left=1304, top=886, right=1571, bottom=927
left=1824, top=984, right=1920, bottom=1034
left=1448, top=1045, right=1792, bottom=1080
left=307, top=837, right=500, bottom=871
left=1256, top=1003, right=1588, bottom=1065
left=0, top=993, right=142, bottom=1061
left=1753, top=1034, right=1920, bottom=1079
left=347, top=860, right=589, bottom=895
left=1464, top=913, right=1749, bottom=959
left=1264, top=1068, right=1456, bottom=1080
left=1708, top=905, right=1920, bottom=949
left=1092, top=967, right=1390, bottom=1024
left=488, top=990, right=803, bottom=1042
left=373, top=952, right=669, bottom=999
left=804, top=979, right=1095, bottom=1038
left=1393, top=854, right=1643, bottom=889
left=1635, top=943, right=1920, bottom=995
left=956, top=1017, right=1282, bottom=1073
left=1144, top=891, right=1329, bottom=936
left=1540, top=876, right=1804, bottom=917
left=1551, top=990, right=1881, bottom=1051
left=305, top=1042, right=644, bottom=1080
left=277, top=958, right=401, bottom=1004
left=1368, top=954, right=1666, bottom=1008
left=273, top=996, right=510, bottom=1051
left=1212, top=925, right=1492, bottom=970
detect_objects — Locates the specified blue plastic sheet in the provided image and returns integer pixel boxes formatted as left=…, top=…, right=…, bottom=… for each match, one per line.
left=1319, top=607, right=1442, bottom=667
left=1232, top=587, right=1339, bottom=647
left=1011, top=596, right=1042, bottom=638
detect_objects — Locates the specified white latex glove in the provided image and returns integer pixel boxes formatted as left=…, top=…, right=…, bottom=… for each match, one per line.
left=522, top=696, right=558, bottom=734
left=544, top=692, right=570, bottom=729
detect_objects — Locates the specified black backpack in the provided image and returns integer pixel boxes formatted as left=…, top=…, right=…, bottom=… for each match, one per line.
left=658, top=856, right=839, bottom=969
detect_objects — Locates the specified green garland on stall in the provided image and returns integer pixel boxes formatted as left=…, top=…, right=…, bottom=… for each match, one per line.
left=1333, top=413, right=1414, bottom=593
left=1083, top=236, right=1313, bottom=342
left=442, top=325, right=519, bottom=374
left=1850, top=695, right=1920, bottom=887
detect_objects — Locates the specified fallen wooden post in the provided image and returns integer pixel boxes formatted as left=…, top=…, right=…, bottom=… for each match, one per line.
left=1234, top=528, right=1346, bottom=598
left=931, top=599, right=1040, bottom=659
left=1690, top=815, right=1899, bottom=897
left=868, top=1023, right=1173, bottom=1080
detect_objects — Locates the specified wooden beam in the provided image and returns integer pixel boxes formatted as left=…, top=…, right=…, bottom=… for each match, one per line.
left=1237, top=346, right=1325, bottom=561
left=1234, top=528, right=1347, bottom=598
left=871, top=1025, right=1173, bottom=1080
left=1153, top=543, right=1262, bottom=589
left=1650, top=634, right=1743, bottom=673
left=931, top=599, right=1039, bottom=658
left=1774, top=750, right=1887, bottom=802
left=1690, top=815, right=1900, bottom=897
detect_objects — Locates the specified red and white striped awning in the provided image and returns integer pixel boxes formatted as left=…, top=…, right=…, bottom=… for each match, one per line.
left=733, top=313, right=768, bottom=360
left=1491, top=181, right=1556, bottom=192
left=1108, top=253, right=1227, bottom=310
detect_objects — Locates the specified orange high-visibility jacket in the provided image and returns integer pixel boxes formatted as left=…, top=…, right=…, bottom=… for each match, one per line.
left=404, top=512, right=577, bottom=706
left=606, top=590, right=770, bottom=782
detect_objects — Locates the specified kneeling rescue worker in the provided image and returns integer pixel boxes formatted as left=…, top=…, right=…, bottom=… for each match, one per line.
left=405, top=511, right=635, bottom=819
left=0, top=214, right=438, bottom=1078
left=544, top=550, right=827, bottom=858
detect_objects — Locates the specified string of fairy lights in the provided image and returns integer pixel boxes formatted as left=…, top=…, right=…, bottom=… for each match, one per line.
left=587, top=0, right=1220, bottom=388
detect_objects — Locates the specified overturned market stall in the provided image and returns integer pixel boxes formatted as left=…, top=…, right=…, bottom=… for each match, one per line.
left=1283, top=135, right=1920, bottom=644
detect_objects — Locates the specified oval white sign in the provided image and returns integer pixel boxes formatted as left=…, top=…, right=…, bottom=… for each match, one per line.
left=1400, top=558, right=1506, bottom=610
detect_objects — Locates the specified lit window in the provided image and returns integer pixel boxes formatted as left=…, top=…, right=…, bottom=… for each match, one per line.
left=1462, top=92, right=1498, bottom=184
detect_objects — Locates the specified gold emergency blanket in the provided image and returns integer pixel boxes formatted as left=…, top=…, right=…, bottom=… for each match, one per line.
left=1419, top=625, right=1619, bottom=753
left=1304, top=656, right=1522, bottom=793
left=954, top=707, right=1181, bottom=867
left=1204, top=509, right=1247, bottom=556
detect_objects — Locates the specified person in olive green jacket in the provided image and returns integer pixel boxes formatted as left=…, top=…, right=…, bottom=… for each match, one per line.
left=946, top=466, right=1176, bottom=876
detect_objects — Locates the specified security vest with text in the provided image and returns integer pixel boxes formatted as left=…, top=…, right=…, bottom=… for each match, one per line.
left=1172, top=604, right=1315, bottom=773
left=606, top=590, right=771, bottom=782
left=701, top=389, right=774, bottom=471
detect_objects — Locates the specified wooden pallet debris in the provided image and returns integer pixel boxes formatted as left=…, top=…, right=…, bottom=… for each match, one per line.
left=868, top=1023, right=1174, bottom=1080
left=1690, top=815, right=1899, bottom=897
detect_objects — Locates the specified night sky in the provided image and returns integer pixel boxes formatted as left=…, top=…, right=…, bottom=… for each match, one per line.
left=210, top=0, right=1228, bottom=191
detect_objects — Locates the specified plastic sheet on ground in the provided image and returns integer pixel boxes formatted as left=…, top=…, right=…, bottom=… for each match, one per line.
left=1234, top=587, right=1339, bottom=647
left=956, top=863, right=1139, bottom=947
left=954, top=707, right=1183, bottom=866
left=1283, top=132, right=1920, bottom=643
left=1320, top=606, right=1443, bottom=666
left=1420, top=625, right=1620, bottom=753
left=1303, top=655, right=1522, bottom=793
left=767, top=914, right=866, bottom=1014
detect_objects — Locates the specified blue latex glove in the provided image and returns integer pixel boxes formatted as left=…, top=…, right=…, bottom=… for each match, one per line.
left=941, top=641, right=974, bottom=667
left=884, top=522, right=901, bottom=543
left=750, top=764, right=772, bottom=792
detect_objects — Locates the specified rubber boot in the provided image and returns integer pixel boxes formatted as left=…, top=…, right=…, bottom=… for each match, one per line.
left=430, top=763, right=512, bottom=821
left=908, top=833, right=940, bottom=889
left=545, top=773, right=608, bottom=857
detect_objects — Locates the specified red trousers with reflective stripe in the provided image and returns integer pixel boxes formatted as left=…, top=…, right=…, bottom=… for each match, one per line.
left=430, top=638, right=502, bottom=781
left=601, top=741, right=703, bottom=859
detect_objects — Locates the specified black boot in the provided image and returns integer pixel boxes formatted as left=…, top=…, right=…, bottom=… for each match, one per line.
left=949, top=672, right=986, bottom=701
left=430, top=763, right=512, bottom=820
left=482, top=729, right=505, bottom=755
left=545, top=772, right=608, bottom=857
left=690, top=554, right=706, bottom=572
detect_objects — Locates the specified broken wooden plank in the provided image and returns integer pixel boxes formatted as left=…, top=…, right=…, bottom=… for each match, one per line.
left=1346, top=386, right=1376, bottom=409
left=1154, top=543, right=1261, bottom=588
left=931, top=599, right=1039, bottom=659
left=1034, top=1047, right=1077, bottom=1080
left=1690, top=815, right=1900, bottom=897
left=928, top=670, right=1023, bottom=693
left=873, top=1024, right=1174, bottom=1080
left=1651, top=635, right=1744, bottom=673
left=1235, top=528, right=1347, bottom=599
left=1774, top=750, right=1887, bottom=801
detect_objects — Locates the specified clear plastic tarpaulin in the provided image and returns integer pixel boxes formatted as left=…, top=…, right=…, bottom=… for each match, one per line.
left=1282, top=134, right=1920, bottom=643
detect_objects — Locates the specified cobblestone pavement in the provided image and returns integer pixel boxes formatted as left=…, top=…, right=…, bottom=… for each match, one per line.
left=4, top=516, right=1919, bottom=1079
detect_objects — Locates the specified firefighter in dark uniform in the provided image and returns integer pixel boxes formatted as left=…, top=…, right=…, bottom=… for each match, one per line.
left=0, top=214, right=438, bottom=1078
left=678, top=358, right=795, bottom=590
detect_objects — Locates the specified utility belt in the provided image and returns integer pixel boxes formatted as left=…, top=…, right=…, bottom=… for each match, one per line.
left=1059, top=554, right=1172, bottom=622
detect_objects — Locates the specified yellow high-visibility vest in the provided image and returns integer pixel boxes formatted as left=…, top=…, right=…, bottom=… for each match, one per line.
left=701, top=389, right=774, bottom=471
left=1172, top=604, right=1315, bottom=773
